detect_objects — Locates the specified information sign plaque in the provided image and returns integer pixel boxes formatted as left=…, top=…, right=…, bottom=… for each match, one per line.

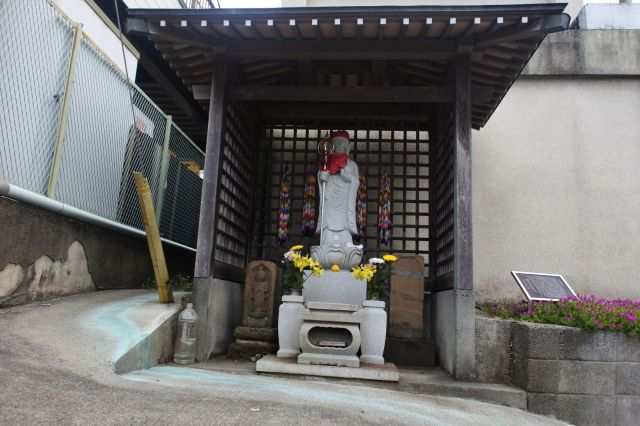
left=511, top=271, right=576, bottom=302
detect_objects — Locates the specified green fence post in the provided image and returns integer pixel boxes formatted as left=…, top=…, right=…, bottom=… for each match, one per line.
left=155, top=115, right=173, bottom=220
left=47, top=23, right=83, bottom=198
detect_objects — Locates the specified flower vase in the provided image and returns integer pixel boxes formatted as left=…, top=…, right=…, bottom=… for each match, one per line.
left=359, top=299, right=387, bottom=365
left=276, top=294, right=304, bottom=358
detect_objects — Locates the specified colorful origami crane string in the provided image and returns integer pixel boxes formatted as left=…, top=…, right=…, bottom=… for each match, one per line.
left=302, top=172, right=317, bottom=235
left=355, top=173, right=367, bottom=243
left=277, top=164, right=291, bottom=243
left=378, top=171, right=392, bottom=245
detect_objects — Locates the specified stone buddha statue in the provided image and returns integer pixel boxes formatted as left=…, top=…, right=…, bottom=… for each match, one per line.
left=311, top=131, right=363, bottom=269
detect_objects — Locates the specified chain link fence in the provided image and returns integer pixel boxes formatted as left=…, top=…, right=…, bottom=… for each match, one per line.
left=0, top=0, right=204, bottom=249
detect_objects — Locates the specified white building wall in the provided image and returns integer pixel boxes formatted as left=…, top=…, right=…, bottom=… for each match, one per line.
left=473, top=76, right=640, bottom=301
left=53, top=0, right=139, bottom=79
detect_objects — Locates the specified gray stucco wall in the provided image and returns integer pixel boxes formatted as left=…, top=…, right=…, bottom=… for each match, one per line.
left=0, top=197, right=195, bottom=306
left=473, top=30, right=640, bottom=302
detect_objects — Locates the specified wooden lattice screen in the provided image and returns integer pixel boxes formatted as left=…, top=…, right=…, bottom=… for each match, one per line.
left=214, top=103, right=255, bottom=269
left=251, top=120, right=431, bottom=273
left=432, top=105, right=455, bottom=286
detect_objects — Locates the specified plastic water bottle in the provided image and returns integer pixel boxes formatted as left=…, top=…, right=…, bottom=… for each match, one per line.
left=174, top=303, right=197, bottom=364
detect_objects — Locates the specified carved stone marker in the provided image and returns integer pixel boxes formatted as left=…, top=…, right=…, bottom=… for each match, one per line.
left=228, top=260, right=278, bottom=359
left=389, top=255, right=424, bottom=339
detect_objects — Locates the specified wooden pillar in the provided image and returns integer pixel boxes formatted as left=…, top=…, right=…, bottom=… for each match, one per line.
left=452, top=55, right=472, bottom=291
left=194, top=55, right=228, bottom=278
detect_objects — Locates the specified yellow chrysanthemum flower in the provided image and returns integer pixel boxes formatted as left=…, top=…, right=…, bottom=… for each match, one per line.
left=290, top=245, right=304, bottom=251
left=351, top=264, right=376, bottom=282
left=383, top=254, right=398, bottom=262
left=311, top=265, right=324, bottom=277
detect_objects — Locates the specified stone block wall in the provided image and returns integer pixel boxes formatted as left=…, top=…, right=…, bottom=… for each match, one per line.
left=476, top=314, right=640, bottom=425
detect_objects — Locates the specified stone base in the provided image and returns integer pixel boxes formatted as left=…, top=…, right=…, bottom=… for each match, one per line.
left=384, top=337, right=435, bottom=367
left=276, top=348, right=299, bottom=358
left=302, top=271, right=366, bottom=308
left=256, top=354, right=399, bottom=382
left=234, top=326, right=276, bottom=342
left=298, top=352, right=360, bottom=368
left=227, top=339, right=277, bottom=360
left=360, top=354, right=384, bottom=365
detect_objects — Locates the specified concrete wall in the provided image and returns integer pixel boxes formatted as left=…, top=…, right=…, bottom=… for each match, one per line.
left=432, top=289, right=476, bottom=380
left=575, top=3, right=640, bottom=30
left=0, top=197, right=195, bottom=307
left=193, top=277, right=244, bottom=361
left=473, top=30, right=640, bottom=302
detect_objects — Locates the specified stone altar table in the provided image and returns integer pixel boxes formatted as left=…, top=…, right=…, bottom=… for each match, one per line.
left=297, top=302, right=361, bottom=368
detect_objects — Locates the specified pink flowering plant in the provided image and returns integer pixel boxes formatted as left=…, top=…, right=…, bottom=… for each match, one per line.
left=481, top=295, right=640, bottom=336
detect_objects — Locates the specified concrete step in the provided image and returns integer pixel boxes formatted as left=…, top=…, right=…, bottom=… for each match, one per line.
left=384, top=336, right=435, bottom=367
left=185, top=357, right=527, bottom=410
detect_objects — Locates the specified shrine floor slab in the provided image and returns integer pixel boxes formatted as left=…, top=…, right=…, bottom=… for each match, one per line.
left=185, top=356, right=527, bottom=410
left=257, top=355, right=400, bottom=381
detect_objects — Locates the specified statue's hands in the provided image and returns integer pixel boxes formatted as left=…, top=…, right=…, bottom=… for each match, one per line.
left=340, top=164, right=354, bottom=178
left=319, top=170, right=329, bottom=181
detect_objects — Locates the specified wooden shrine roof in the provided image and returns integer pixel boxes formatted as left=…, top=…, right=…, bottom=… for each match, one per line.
left=127, top=4, right=569, bottom=129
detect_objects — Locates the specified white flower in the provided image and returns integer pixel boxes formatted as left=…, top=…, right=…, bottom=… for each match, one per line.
left=284, top=251, right=294, bottom=261
left=369, top=257, right=384, bottom=264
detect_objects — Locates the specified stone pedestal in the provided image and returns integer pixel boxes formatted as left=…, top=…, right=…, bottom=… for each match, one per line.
left=227, top=260, right=278, bottom=360
left=302, top=271, right=366, bottom=308
left=389, top=255, right=425, bottom=339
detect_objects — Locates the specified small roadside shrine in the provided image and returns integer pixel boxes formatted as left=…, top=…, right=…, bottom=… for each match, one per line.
left=126, top=3, right=569, bottom=380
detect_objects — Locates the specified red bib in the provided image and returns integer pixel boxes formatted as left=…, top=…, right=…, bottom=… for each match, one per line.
left=325, top=153, right=349, bottom=174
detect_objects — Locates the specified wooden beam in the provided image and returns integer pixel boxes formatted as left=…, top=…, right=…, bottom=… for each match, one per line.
left=127, top=18, right=213, bottom=48
left=194, top=55, right=228, bottom=278
left=192, top=84, right=494, bottom=104
left=475, top=14, right=569, bottom=48
left=137, top=55, right=207, bottom=128
left=231, top=85, right=454, bottom=102
left=298, top=60, right=314, bottom=85
left=257, top=102, right=433, bottom=120
left=215, top=39, right=459, bottom=60
left=371, top=60, right=385, bottom=86
left=452, top=55, right=473, bottom=291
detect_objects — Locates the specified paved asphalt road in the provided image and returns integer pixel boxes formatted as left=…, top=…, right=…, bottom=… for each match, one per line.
left=0, top=291, right=568, bottom=426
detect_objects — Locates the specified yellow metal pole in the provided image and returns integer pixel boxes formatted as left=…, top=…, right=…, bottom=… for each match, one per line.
left=133, top=172, right=174, bottom=303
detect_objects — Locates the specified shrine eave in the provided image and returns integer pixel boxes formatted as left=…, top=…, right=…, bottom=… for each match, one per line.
left=126, top=4, right=569, bottom=129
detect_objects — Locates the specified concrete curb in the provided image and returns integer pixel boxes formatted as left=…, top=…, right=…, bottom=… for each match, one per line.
left=86, top=292, right=186, bottom=374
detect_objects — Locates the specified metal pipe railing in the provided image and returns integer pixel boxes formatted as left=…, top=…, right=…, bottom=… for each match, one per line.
left=0, top=180, right=196, bottom=253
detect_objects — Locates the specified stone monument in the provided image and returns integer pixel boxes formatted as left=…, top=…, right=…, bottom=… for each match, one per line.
left=384, top=255, right=435, bottom=367
left=389, top=255, right=425, bottom=338
left=228, top=260, right=278, bottom=359
left=310, top=130, right=363, bottom=269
